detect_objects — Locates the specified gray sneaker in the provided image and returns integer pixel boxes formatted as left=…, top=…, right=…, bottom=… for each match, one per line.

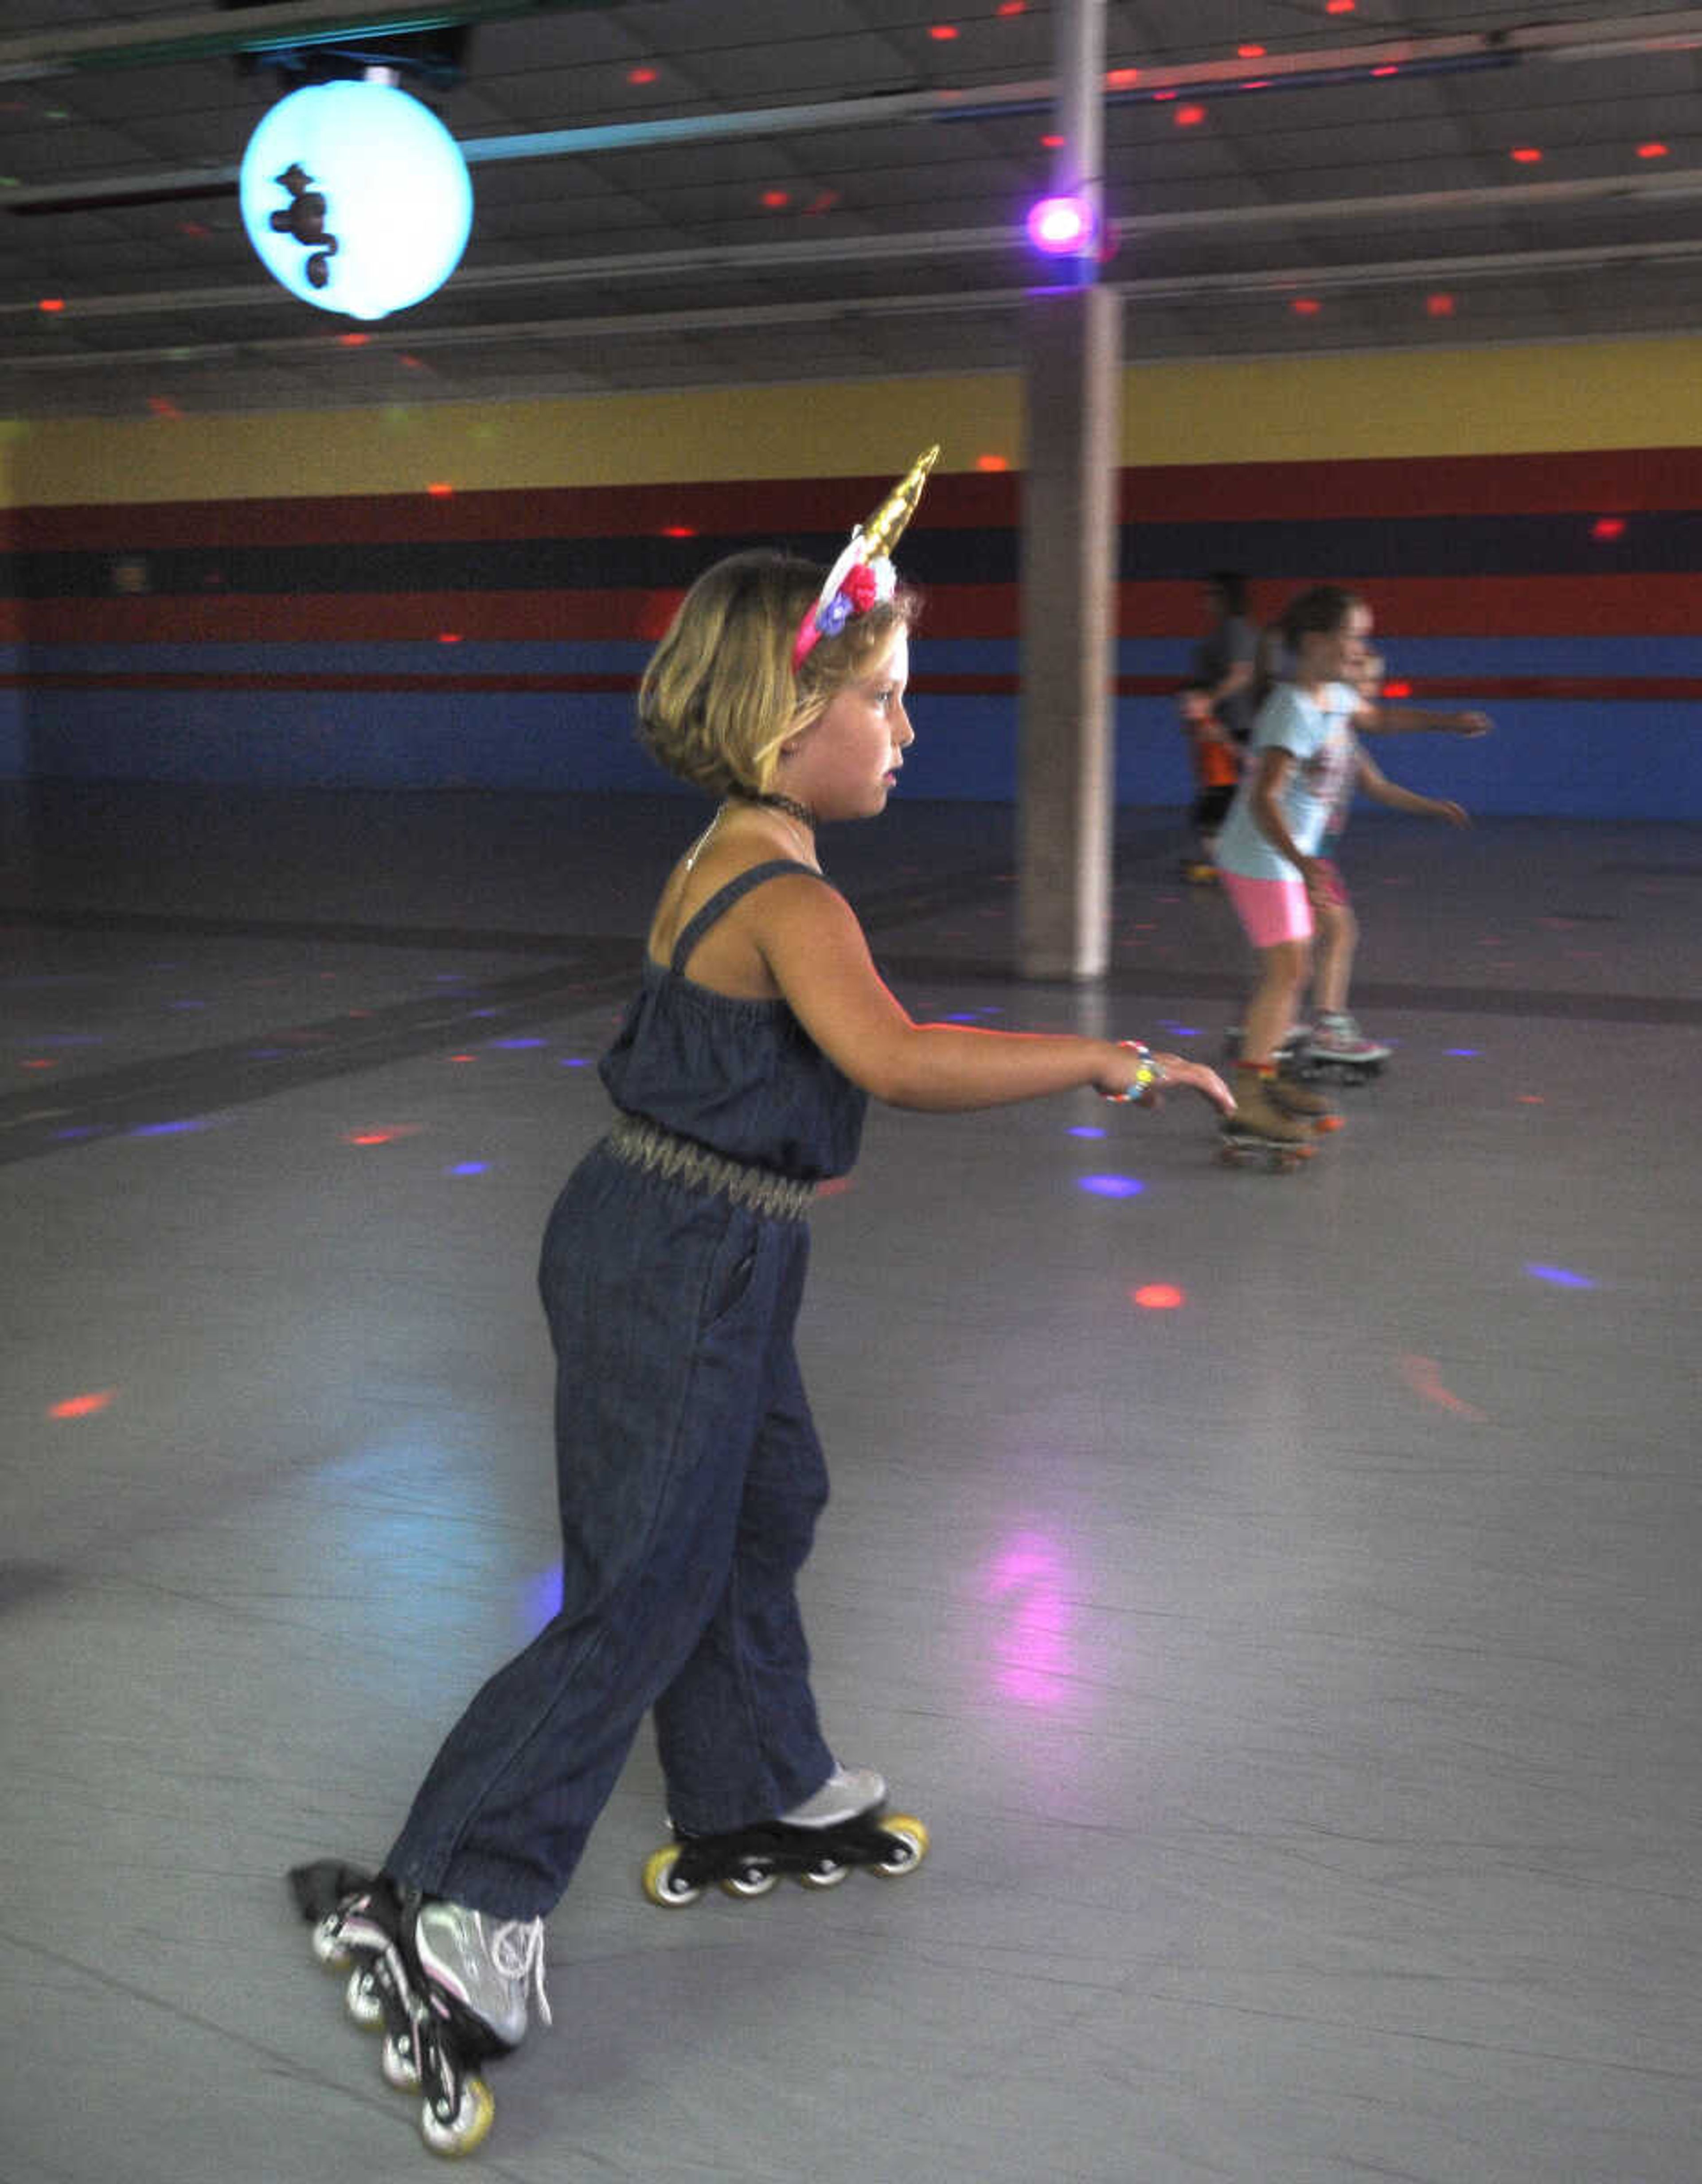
left=781, top=1764, right=887, bottom=1828
left=413, top=1901, right=553, bottom=2049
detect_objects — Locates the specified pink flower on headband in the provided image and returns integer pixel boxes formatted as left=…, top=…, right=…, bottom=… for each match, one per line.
left=841, top=563, right=879, bottom=612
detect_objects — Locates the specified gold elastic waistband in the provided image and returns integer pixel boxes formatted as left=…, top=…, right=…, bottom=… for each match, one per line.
left=605, top=1113, right=816, bottom=1222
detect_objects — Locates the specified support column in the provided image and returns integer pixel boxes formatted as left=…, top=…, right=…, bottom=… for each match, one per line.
left=1015, top=0, right=1120, bottom=983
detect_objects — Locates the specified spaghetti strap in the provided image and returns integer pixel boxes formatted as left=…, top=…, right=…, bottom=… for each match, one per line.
left=668, top=859, right=821, bottom=975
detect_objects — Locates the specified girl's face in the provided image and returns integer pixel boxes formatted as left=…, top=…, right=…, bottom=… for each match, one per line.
left=780, top=629, right=913, bottom=820
left=1296, top=601, right=1372, bottom=685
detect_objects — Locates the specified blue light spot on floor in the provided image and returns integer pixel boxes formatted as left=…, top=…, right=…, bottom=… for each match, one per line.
left=1525, top=1262, right=1597, bottom=1289
left=130, top=1117, right=214, bottom=1137
left=446, top=1161, right=488, bottom=1177
left=1067, top=1125, right=1108, bottom=1140
left=1077, top=1174, right=1145, bottom=1198
left=1447, top=1047, right=1481, bottom=1058
left=490, top=1036, right=547, bottom=1050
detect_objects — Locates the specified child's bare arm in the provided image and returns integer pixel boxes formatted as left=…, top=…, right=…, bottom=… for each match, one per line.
left=753, top=879, right=1232, bottom=1113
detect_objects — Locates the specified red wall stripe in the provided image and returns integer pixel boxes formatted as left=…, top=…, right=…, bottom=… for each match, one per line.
left=14, top=572, right=1698, bottom=644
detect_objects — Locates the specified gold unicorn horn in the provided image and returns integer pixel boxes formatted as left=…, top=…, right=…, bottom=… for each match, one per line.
left=859, top=445, right=940, bottom=562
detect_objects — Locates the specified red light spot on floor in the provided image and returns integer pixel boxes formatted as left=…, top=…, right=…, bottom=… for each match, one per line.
left=50, top=1391, right=116, bottom=1420
left=1175, top=103, right=1206, bottom=127
left=1132, top=1284, right=1185, bottom=1310
left=1510, top=146, right=1543, bottom=165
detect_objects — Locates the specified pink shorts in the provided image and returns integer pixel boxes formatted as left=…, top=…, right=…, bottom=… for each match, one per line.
left=1222, top=872, right=1310, bottom=948
left=1222, top=860, right=1350, bottom=949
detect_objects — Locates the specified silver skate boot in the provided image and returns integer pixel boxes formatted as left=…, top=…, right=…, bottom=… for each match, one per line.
left=781, top=1763, right=888, bottom=1827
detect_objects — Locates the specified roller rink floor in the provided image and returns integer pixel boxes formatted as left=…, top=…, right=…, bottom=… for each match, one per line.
left=3, top=784, right=1698, bottom=2184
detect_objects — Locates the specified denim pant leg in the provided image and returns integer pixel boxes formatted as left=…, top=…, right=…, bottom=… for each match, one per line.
left=383, top=1150, right=788, bottom=1920
left=652, top=1318, right=836, bottom=1836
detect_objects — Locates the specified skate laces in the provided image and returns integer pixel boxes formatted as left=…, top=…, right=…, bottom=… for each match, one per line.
left=489, top=1916, right=552, bottom=2030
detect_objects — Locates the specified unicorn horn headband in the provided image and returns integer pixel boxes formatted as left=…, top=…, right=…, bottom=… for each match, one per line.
left=792, top=445, right=939, bottom=671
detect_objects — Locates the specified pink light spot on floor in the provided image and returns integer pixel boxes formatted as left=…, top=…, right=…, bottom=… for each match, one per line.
left=1131, top=1283, right=1185, bottom=1310
left=1398, top=1353, right=1486, bottom=1422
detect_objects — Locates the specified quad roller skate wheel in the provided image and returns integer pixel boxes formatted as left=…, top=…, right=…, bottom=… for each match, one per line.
left=1218, top=1137, right=1312, bottom=1174
left=419, top=2075, right=495, bottom=2159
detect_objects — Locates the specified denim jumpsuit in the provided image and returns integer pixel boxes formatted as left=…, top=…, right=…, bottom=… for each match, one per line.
left=385, top=861, right=867, bottom=1922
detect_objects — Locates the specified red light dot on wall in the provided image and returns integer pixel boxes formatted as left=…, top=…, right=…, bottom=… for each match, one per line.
left=1040, top=132, right=1065, bottom=148
left=928, top=22, right=960, bottom=39
left=976, top=453, right=1011, bottom=472
left=628, top=66, right=657, bottom=85
left=1637, top=142, right=1670, bottom=159
left=39, top=296, right=66, bottom=313
left=1383, top=679, right=1413, bottom=698
left=1131, top=1284, right=1186, bottom=1310
left=1289, top=296, right=1323, bottom=316
left=1106, top=66, right=1140, bottom=88
left=1510, top=146, right=1544, bottom=164
left=338, top=331, right=370, bottom=347
left=1426, top=292, right=1456, bottom=317
left=997, top=0, right=1026, bottom=15
left=659, top=523, right=698, bottom=538
left=1370, top=63, right=1400, bottom=77
left=761, top=188, right=791, bottom=209
left=1326, top=0, right=1356, bottom=12
left=1175, top=103, right=1206, bottom=127
left=1238, top=43, right=1267, bottom=58
left=426, top=481, right=454, bottom=497
left=1592, top=517, right=1627, bottom=541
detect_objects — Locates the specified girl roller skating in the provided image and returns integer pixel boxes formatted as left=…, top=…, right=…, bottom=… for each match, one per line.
left=1213, top=586, right=1486, bottom=1162
left=289, top=448, right=1232, bottom=2154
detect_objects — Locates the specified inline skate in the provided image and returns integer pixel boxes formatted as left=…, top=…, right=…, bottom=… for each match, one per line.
left=290, top=1860, right=549, bottom=2157
left=641, top=1765, right=928, bottom=1907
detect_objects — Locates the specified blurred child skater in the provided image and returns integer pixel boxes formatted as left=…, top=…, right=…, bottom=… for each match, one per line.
left=1301, top=646, right=1490, bottom=1068
left=290, top=450, right=1233, bottom=2156
left=1213, top=587, right=1487, bottom=1146
left=1175, top=679, right=1241, bottom=882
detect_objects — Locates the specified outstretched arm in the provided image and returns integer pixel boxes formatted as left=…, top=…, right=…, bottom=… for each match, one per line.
left=1355, top=747, right=1470, bottom=827
left=753, top=878, right=1234, bottom=1115
left=1356, top=701, right=1493, bottom=738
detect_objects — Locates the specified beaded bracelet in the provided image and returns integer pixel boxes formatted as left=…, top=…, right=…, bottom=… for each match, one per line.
left=1101, top=1039, right=1167, bottom=1104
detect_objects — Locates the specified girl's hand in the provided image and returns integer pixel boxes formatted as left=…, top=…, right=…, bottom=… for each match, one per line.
left=1433, top=799, right=1470, bottom=828
left=1450, top=710, right=1493, bottom=737
left=1098, top=1048, right=1236, bottom=1115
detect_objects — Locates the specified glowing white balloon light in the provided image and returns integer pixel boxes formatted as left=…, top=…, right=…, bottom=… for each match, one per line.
left=240, top=80, right=472, bottom=321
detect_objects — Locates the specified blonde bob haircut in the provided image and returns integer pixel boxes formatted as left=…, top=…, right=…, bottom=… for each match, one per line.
left=637, top=549, right=917, bottom=798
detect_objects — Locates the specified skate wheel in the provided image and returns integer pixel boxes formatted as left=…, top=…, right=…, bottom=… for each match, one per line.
left=640, top=1844, right=701, bottom=1908
left=719, top=1863, right=780, bottom=1900
left=872, top=1815, right=929, bottom=1877
left=310, top=1914, right=351, bottom=1971
left=345, top=1963, right=385, bottom=2031
left=419, top=2075, right=494, bottom=2159
left=796, top=1857, right=851, bottom=1891
left=381, top=2029, right=422, bottom=2093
